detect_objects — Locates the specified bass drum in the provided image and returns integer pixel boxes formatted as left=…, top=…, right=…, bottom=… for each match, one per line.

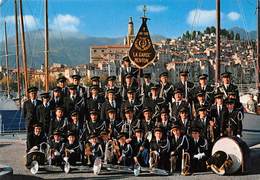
left=211, top=137, right=250, bottom=175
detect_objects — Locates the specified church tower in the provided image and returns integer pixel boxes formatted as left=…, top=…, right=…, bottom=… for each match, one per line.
left=126, top=17, right=135, bottom=46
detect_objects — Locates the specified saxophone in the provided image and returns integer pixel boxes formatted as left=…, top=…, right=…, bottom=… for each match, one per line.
left=181, top=149, right=191, bottom=176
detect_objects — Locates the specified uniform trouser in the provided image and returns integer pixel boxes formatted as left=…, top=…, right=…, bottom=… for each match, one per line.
left=191, top=157, right=207, bottom=172
left=136, top=149, right=149, bottom=167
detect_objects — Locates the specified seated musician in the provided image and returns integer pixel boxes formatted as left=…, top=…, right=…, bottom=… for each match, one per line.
left=113, top=132, right=133, bottom=166
left=67, top=110, right=82, bottom=138
left=99, top=130, right=110, bottom=155
left=189, top=125, right=209, bottom=173
left=64, top=131, right=81, bottom=165
left=83, top=133, right=103, bottom=166
left=149, top=127, right=170, bottom=171
left=169, top=121, right=189, bottom=173
left=131, top=128, right=149, bottom=167
left=49, top=130, right=65, bottom=166
left=26, top=123, right=47, bottom=167
left=177, top=107, right=192, bottom=136
left=106, top=108, right=123, bottom=138
left=155, top=108, right=172, bottom=138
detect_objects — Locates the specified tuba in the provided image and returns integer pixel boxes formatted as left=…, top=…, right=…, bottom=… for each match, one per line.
left=104, top=140, right=114, bottom=164
left=181, top=149, right=191, bottom=176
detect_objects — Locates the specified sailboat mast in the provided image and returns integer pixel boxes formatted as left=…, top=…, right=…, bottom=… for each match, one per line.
left=44, top=0, right=49, bottom=92
left=215, top=0, right=221, bottom=83
left=19, top=0, right=29, bottom=97
left=14, top=0, right=21, bottom=108
left=257, top=0, right=260, bottom=103
left=4, top=21, right=10, bottom=98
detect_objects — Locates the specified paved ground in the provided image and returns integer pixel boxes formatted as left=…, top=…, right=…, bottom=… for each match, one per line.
left=1, top=133, right=260, bottom=180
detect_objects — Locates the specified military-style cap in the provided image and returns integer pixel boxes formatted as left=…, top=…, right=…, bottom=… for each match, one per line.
left=55, top=106, right=64, bottom=111
left=33, top=122, right=43, bottom=128
left=197, top=91, right=205, bottom=97
left=143, top=107, right=151, bottom=113
left=179, top=107, right=188, bottom=113
left=154, top=127, right=163, bottom=132
left=67, top=130, right=76, bottom=137
left=68, top=84, right=77, bottom=90
left=122, top=56, right=130, bottom=62
left=40, top=92, right=50, bottom=99
left=53, top=86, right=62, bottom=92
left=100, top=130, right=109, bottom=136
left=91, top=76, right=100, bottom=81
left=221, top=71, right=232, bottom=78
left=179, top=70, right=189, bottom=76
left=197, top=106, right=207, bottom=112
left=127, top=88, right=135, bottom=94
left=191, top=126, right=201, bottom=133
left=135, top=128, right=143, bottom=133
left=90, top=85, right=99, bottom=91
left=107, top=108, right=116, bottom=113
left=28, top=86, right=38, bottom=93
left=160, top=108, right=169, bottom=114
left=107, top=89, right=115, bottom=94
left=143, top=73, right=151, bottom=78
left=89, top=133, right=98, bottom=139
left=89, top=109, right=98, bottom=115
left=71, top=74, right=81, bottom=80
left=171, top=121, right=182, bottom=130
left=174, top=88, right=183, bottom=94
left=214, top=93, right=224, bottom=99
left=71, top=110, right=79, bottom=117
left=151, top=84, right=159, bottom=90
left=57, top=76, right=67, bottom=83
left=124, top=107, right=134, bottom=113
left=53, top=130, right=61, bottom=136
left=160, top=72, right=168, bottom=77
left=198, top=74, right=208, bottom=79
left=107, top=76, right=116, bottom=81
left=226, top=98, right=236, bottom=104
left=227, top=91, right=236, bottom=96
left=117, top=132, right=127, bottom=139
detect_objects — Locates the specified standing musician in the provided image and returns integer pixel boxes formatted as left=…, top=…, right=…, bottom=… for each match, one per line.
left=49, top=87, right=64, bottom=110
left=189, top=125, right=209, bottom=173
left=49, top=107, right=68, bottom=137
left=193, top=91, right=210, bottom=116
left=23, top=86, right=42, bottom=133
left=71, top=74, right=86, bottom=98
left=101, top=89, right=121, bottom=122
left=140, top=107, right=156, bottom=136
left=121, top=73, right=139, bottom=100
left=169, top=89, right=190, bottom=119
left=113, top=132, right=133, bottom=166
left=64, top=131, right=81, bottom=166
left=158, top=72, right=174, bottom=102
left=83, top=133, right=103, bottom=166
left=86, top=85, right=105, bottom=114
left=49, top=130, right=65, bottom=166
left=131, top=129, right=149, bottom=167
left=177, top=107, right=192, bottom=136
left=56, top=76, right=69, bottom=97
left=216, top=72, right=239, bottom=102
left=169, top=121, right=189, bottom=173
left=224, top=99, right=243, bottom=138
left=174, top=70, right=195, bottom=104
left=149, top=127, right=170, bottom=171
left=119, top=56, right=139, bottom=83
left=143, top=84, right=165, bottom=119
left=194, top=74, right=214, bottom=104
left=36, top=92, right=52, bottom=135
left=156, top=108, right=173, bottom=138
left=210, top=93, right=228, bottom=137
left=104, top=76, right=121, bottom=100
left=141, top=73, right=154, bottom=98
left=105, top=108, right=123, bottom=139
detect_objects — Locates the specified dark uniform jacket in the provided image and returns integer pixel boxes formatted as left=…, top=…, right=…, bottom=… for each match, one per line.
left=169, top=100, right=190, bottom=119
left=194, top=84, right=214, bottom=103
left=217, top=84, right=239, bottom=102
left=86, top=95, right=105, bottom=112
left=210, top=104, right=228, bottom=135
left=174, top=81, right=195, bottom=102
left=143, top=96, right=165, bottom=118
left=26, top=132, right=47, bottom=152
left=23, top=99, right=42, bottom=132
left=223, top=109, right=243, bottom=136
left=49, top=117, right=68, bottom=136
left=81, top=120, right=106, bottom=142
left=140, top=118, right=156, bottom=135
left=158, top=82, right=174, bottom=102
left=120, top=99, right=142, bottom=119
left=106, top=119, right=124, bottom=139
left=101, top=99, right=121, bottom=121
left=121, top=119, right=141, bottom=139
left=141, top=82, right=154, bottom=98
left=63, top=95, right=85, bottom=118
left=131, top=137, right=149, bottom=157
left=36, top=103, right=52, bottom=135
left=178, top=118, right=192, bottom=135
left=170, top=134, right=189, bottom=156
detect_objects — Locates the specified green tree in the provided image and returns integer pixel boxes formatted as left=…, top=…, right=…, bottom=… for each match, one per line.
left=235, top=33, right=240, bottom=40
left=204, top=27, right=211, bottom=34
left=210, top=26, right=216, bottom=34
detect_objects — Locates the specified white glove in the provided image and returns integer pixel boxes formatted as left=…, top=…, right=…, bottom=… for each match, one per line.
left=197, top=153, right=205, bottom=160
left=32, top=146, right=38, bottom=150
left=54, top=151, right=60, bottom=156
left=69, top=149, right=75, bottom=153
left=193, top=154, right=199, bottom=159
left=171, top=151, right=175, bottom=156
left=63, top=157, right=69, bottom=162
left=237, top=134, right=241, bottom=138
left=155, top=151, right=159, bottom=156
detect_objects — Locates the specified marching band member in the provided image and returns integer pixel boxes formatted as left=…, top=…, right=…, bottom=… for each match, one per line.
left=158, top=72, right=174, bottom=102
left=49, top=130, right=65, bottom=166
left=177, top=107, right=192, bottom=136
left=49, top=107, right=68, bottom=137
left=64, top=131, right=81, bottom=165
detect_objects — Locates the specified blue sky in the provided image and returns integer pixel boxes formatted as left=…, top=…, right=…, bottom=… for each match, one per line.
left=0, top=0, right=257, bottom=39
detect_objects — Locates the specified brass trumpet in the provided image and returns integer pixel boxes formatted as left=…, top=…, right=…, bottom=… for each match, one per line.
left=84, top=143, right=92, bottom=165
